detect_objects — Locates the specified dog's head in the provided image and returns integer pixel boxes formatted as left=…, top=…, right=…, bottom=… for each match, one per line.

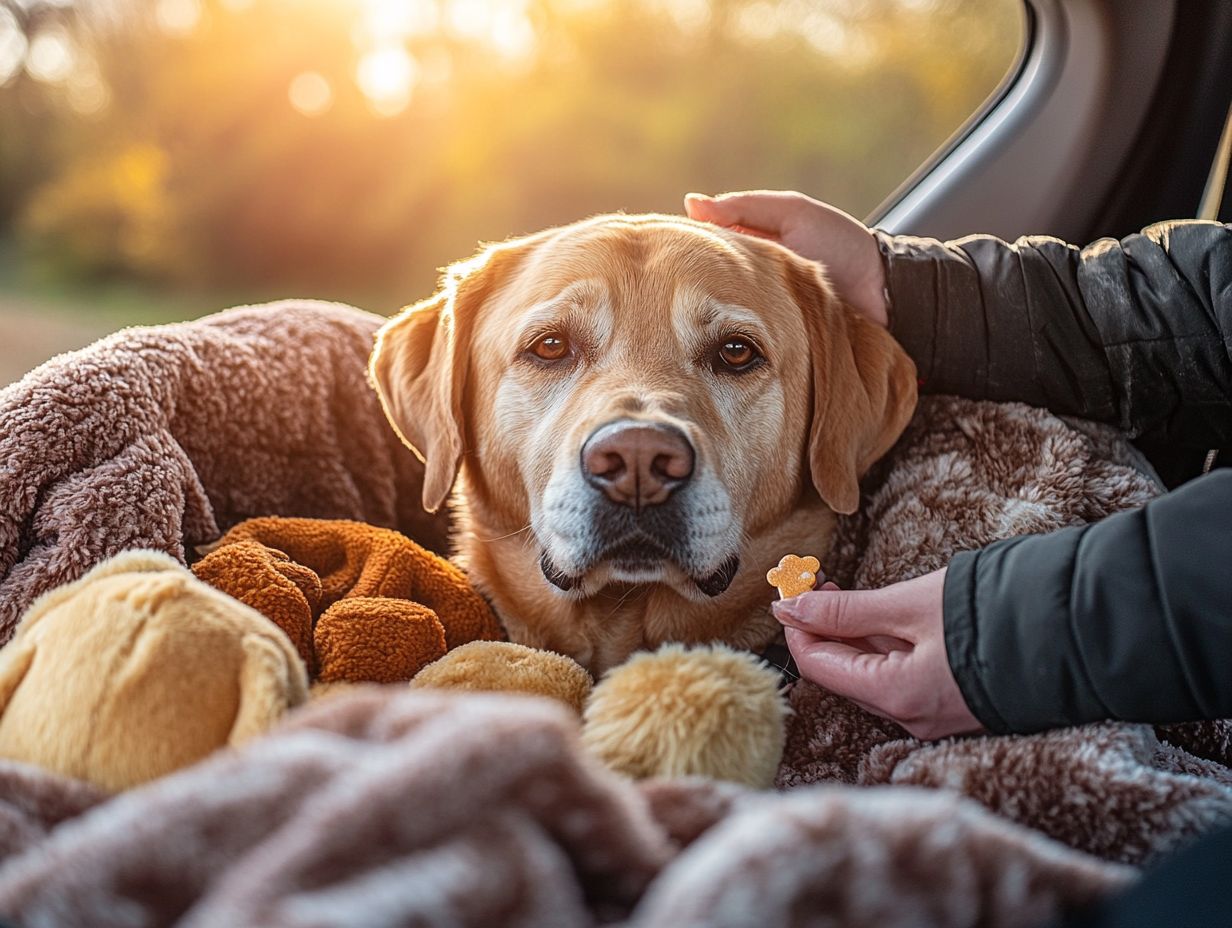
left=371, top=215, right=915, bottom=665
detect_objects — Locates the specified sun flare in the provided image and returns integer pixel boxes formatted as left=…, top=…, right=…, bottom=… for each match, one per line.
left=341, top=0, right=538, bottom=111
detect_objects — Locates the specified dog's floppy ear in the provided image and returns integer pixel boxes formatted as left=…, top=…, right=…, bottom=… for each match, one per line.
left=789, top=255, right=918, bottom=515
left=370, top=240, right=531, bottom=513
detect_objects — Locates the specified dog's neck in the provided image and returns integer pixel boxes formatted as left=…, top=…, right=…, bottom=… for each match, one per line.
left=451, top=478, right=837, bottom=675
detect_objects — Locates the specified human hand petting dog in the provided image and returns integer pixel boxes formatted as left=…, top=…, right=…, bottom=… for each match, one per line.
left=771, top=567, right=985, bottom=741
left=684, top=190, right=889, bottom=327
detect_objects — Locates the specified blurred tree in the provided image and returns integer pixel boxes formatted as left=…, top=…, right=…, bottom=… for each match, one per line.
left=0, top=0, right=1021, bottom=313
left=21, top=143, right=186, bottom=280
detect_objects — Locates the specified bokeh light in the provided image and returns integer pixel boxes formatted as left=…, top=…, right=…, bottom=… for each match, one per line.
left=0, top=8, right=27, bottom=86
left=65, top=66, right=110, bottom=114
left=356, top=0, right=438, bottom=42
left=288, top=70, right=333, bottom=116
left=25, top=27, right=74, bottom=83
left=155, top=0, right=204, bottom=35
left=356, top=44, right=417, bottom=116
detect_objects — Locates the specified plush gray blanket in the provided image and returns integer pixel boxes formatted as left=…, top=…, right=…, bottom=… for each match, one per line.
left=0, top=304, right=1229, bottom=927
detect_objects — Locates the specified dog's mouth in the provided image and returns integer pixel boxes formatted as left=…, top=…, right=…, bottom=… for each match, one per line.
left=538, top=541, right=740, bottom=598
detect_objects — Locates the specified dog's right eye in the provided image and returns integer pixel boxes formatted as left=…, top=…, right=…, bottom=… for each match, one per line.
left=527, top=333, right=572, bottom=363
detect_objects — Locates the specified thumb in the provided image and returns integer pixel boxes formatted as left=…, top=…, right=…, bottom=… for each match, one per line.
left=683, top=192, right=725, bottom=223
left=684, top=191, right=784, bottom=235
left=772, top=589, right=885, bottom=639
left=783, top=626, right=888, bottom=707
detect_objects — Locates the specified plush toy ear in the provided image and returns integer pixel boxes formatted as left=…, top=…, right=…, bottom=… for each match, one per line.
left=0, top=550, right=182, bottom=724
left=789, top=255, right=918, bottom=515
left=5, top=549, right=183, bottom=642
left=369, top=239, right=537, bottom=513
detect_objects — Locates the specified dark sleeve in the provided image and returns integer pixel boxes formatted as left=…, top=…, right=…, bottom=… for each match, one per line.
left=873, top=221, right=1232, bottom=447
left=943, top=469, right=1232, bottom=734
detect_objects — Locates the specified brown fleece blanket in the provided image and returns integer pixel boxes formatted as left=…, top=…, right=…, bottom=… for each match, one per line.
left=0, top=300, right=449, bottom=641
left=0, top=306, right=1230, bottom=927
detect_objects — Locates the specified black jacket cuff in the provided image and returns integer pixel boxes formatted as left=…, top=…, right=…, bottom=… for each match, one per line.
left=942, top=471, right=1232, bottom=734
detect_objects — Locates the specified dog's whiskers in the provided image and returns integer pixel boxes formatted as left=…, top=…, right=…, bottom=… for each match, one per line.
left=474, top=523, right=534, bottom=543
left=604, top=582, right=649, bottom=618
left=759, top=654, right=800, bottom=683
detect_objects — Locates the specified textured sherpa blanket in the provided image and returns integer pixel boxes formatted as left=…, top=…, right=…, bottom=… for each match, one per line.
left=0, top=301, right=449, bottom=641
left=0, top=690, right=1131, bottom=928
left=0, top=306, right=1231, bottom=927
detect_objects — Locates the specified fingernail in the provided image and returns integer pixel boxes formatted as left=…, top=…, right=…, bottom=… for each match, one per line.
left=685, top=192, right=712, bottom=201
left=771, top=598, right=798, bottom=621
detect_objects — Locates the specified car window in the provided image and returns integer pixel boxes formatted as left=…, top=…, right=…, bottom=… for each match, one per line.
left=0, top=0, right=1023, bottom=383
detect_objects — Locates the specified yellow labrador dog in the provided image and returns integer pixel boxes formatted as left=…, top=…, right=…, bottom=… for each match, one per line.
left=370, top=214, right=916, bottom=674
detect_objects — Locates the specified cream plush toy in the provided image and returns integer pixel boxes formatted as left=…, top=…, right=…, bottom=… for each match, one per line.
left=0, top=551, right=307, bottom=792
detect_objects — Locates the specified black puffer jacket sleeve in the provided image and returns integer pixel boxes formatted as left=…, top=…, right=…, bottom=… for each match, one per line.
left=943, top=469, right=1232, bottom=733
left=872, top=221, right=1232, bottom=733
left=874, top=221, right=1232, bottom=448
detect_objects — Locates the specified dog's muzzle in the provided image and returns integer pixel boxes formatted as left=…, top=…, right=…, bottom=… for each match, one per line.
left=538, top=418, right=738, bottom=596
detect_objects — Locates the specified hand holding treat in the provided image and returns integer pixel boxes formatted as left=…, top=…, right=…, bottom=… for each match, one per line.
left=766, top=554, right=823, bottom=599
left=770, top=566, right=984, bottom=741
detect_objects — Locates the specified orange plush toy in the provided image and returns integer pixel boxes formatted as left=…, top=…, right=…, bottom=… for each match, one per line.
left=193, top=517, right=503, bottom=684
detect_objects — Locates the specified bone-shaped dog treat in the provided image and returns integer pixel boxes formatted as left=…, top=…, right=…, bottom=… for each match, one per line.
left=766, top=554, right=822, bottom=599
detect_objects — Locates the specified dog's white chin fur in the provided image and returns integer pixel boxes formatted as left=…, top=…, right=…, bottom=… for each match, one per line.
left=542, top=556, right=736, bottom=604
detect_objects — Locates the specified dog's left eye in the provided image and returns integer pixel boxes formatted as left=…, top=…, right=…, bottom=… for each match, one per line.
left=714, top=338, right=763, bottom=373
left=528, top=333, right=572, bottom=363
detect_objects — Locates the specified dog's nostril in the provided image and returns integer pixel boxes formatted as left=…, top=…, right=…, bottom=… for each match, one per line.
left=592, top=451, right=626, bottom=480
left=652, top=451, right=692, bottom=481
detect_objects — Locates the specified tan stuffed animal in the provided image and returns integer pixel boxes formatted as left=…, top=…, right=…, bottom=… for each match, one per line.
left=0, top=551, right=308, bottom=792
left=410, top=640, right=594, bottom=713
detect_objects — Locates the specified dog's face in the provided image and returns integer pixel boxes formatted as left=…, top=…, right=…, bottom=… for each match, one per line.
left=371, top=215, right=916, bottom=671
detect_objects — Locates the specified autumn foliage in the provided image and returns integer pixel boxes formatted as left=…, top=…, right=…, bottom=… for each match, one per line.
left=0, top=0, right=1020, bottom=313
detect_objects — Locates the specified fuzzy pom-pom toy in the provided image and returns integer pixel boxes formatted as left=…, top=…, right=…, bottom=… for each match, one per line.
left=0, top=551, right=308, bottom=791
left=580, top=644, right=787, bottom=788
left=193, top=517, right=504, bottom=684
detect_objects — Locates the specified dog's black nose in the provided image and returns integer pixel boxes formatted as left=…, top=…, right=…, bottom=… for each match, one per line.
left=581, top=420, right=694, bottom=510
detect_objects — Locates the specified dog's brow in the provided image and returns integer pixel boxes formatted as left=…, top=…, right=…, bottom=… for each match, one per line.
left=518, top=300, right=568, bottom=332
left=515, top=279, right=610, bottom=340
left=690, top=297, right=770, bottom=341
